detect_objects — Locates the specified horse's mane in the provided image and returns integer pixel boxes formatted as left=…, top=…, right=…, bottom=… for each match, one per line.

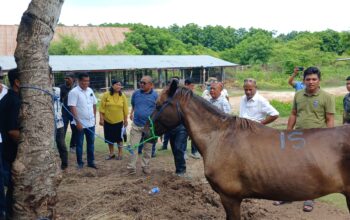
left=173, top=87, right=260, bottom=131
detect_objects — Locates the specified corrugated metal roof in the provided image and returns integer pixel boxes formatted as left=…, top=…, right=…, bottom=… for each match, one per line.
left=0, top=55, right=237, bottom=71
left=0, top=25, right=130, bottom=56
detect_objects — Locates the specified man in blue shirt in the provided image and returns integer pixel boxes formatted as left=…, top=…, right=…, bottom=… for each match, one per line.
left=288, top=67, right=305, bottom=91
left=126, top=76, right=158, bottom=175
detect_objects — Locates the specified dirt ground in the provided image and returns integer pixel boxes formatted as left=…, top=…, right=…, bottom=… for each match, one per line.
left=56, top=151, right=349, bottom=220
left=56, top=86, right=350, bottom=219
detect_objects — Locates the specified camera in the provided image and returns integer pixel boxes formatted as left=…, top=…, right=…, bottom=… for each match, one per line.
left=298, top=67, right=304, bottom=71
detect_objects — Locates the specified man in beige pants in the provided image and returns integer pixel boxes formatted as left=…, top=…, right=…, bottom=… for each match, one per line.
left=126, top=76, right=158, bottom=175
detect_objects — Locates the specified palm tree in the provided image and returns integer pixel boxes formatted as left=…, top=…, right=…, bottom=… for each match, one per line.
left=12, top=0, right=64, bottom=218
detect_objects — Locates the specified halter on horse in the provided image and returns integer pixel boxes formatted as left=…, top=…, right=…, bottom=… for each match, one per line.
left=144, top=80, right=350, bottom=220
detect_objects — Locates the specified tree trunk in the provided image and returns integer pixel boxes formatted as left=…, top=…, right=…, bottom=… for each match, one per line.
left=13, top=0, right=64, bottom=219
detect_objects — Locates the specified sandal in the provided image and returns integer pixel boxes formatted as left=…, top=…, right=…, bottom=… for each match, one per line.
left=105, top=154, right=115, bottom=160
left=303, top=200, right=314, bottom=212
left=272, top=201, right=292, bottom=206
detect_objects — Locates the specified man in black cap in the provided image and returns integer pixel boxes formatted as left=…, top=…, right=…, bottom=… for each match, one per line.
left=59, top=72, right=77, bottom=153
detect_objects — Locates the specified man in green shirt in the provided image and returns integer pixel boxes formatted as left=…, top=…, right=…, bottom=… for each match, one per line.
left=274, top=67, right=335, bottom=212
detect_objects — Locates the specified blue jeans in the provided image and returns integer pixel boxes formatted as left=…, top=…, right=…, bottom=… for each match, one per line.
left=162, top=132, right=170, bottom=149
left=2, top=160, right=13, bottom=218
left=169, top=125, right=187, bottom=174
left=191, top=141, right=198, bottom=154
left=76, top=126, right=95, bottom=166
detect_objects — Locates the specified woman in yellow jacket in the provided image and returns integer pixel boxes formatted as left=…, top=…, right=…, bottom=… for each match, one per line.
left=99, top=80, right=128, bottom=160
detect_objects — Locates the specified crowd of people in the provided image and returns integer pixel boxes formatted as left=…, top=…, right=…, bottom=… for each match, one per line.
left=0, top=65, right=349, bottom=218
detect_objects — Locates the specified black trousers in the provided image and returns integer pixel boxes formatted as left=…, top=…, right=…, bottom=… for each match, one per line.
left=56, top=127, right=68, bottom=169
left=62, top=113, right=77, bottom=149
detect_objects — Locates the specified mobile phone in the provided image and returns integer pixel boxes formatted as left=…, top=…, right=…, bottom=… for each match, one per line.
left=298, top=67, right=304, bottom=71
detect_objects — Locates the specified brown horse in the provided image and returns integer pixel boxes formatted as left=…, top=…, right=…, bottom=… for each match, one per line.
left=144, top=80, right=350, bottom=220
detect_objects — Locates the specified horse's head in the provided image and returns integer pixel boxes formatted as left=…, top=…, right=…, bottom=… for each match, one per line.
left=144, top=79, right=184, bottom=140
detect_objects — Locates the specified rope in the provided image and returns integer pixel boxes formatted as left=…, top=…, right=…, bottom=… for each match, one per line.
left=19, top=85, right=159, bottom=154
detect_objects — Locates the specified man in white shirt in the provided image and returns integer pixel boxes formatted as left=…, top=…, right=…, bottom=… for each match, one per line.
left=68, top=73, right=97, bottom=169
left=209, top=82, right=231, bottom=114
left=239, top=78, right=279, bottom=125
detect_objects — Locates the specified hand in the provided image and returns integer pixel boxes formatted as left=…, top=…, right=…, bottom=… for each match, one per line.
left=124, top=120, right=128, bottom=127
left=130, top=114, right=134, bottom=121
left=99, top=119, right=104, bottom=126
left=293, top=67, right=299, bottom=75
left=76, top=122, right=83, bottom=131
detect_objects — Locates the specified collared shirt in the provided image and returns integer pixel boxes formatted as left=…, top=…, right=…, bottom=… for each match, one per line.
left=53, top=87, right=64, bottom=129
left=239, top=92, right=279, bottom=123
left=293, top=89, right=335, bottom=129
left=131, top=89, right=158, bottom=127
left=294, top=81, right=305, bottom=91
left=68, top=86, right=97, bottom=128
left=0, top=89, right=21, bottom=163
left=209, top=96, right=231, bottom=114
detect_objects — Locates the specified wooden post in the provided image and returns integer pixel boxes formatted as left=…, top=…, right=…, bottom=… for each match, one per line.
left=221, top=67, right=225, bottom=83
left=202, top=67, right=206, bottom=84
left=158, top=69, right=162, bottom=88
left=165, top=69, right=168, bottom=84
left=123, top=70, right=127, bottom=86
left=105, top=72, right=109, bottom=90
left=133, top=70, right=137, bottom=90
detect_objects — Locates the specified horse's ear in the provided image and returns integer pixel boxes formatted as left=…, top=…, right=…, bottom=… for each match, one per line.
left=168, top=79, right=178, bottom=97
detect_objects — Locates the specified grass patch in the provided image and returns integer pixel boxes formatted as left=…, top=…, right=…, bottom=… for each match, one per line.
left=318, top=193, right=347, bottom=210
left=270, top=100, right=292, bottom=117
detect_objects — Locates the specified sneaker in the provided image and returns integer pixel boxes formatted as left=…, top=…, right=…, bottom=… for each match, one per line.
left=151, top=153, right=156, bottom=158
left=88, top=164, right=98, bottom=169
left=77, top=164, right=84, bottom=169
left=176, top=172, right=191, bottom=179
left=190, top=152, right=201, bottom=159
left=105, top=154, right=115, bottom=160
left=70, top=147, right=76, bottom=153
left=142, top=167, right=151, bottom=175
left=124, top=169, right=136, bottom=176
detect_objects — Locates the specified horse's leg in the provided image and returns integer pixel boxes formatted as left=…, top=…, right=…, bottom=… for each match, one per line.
left=220, top=194, right=242, bottom=220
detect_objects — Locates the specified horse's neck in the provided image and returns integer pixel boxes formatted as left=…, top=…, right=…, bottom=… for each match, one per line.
left=180, top=97, right=225, bottom=157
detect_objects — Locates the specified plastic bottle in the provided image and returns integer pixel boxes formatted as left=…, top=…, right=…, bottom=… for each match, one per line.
left=148, top=187, right=160, bottom=195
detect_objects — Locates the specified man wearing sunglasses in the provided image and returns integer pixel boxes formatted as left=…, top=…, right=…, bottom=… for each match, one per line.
left=125, top=76, right=158, bottom=175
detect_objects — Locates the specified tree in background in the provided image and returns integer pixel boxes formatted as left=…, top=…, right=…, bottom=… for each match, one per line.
left=317, top=29, right=344, bottom=55
left=49, top=35, right=82, bottom=55
left=13, top=0, right=63, bottom=219
left=221, top=31, right=273, bottom=65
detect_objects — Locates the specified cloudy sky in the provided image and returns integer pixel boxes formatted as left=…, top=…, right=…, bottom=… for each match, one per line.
left=1, top=0, right=349, bottom=34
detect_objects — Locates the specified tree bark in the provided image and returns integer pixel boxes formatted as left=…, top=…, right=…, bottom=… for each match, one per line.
left=13, top=0, right=64, bottom=219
